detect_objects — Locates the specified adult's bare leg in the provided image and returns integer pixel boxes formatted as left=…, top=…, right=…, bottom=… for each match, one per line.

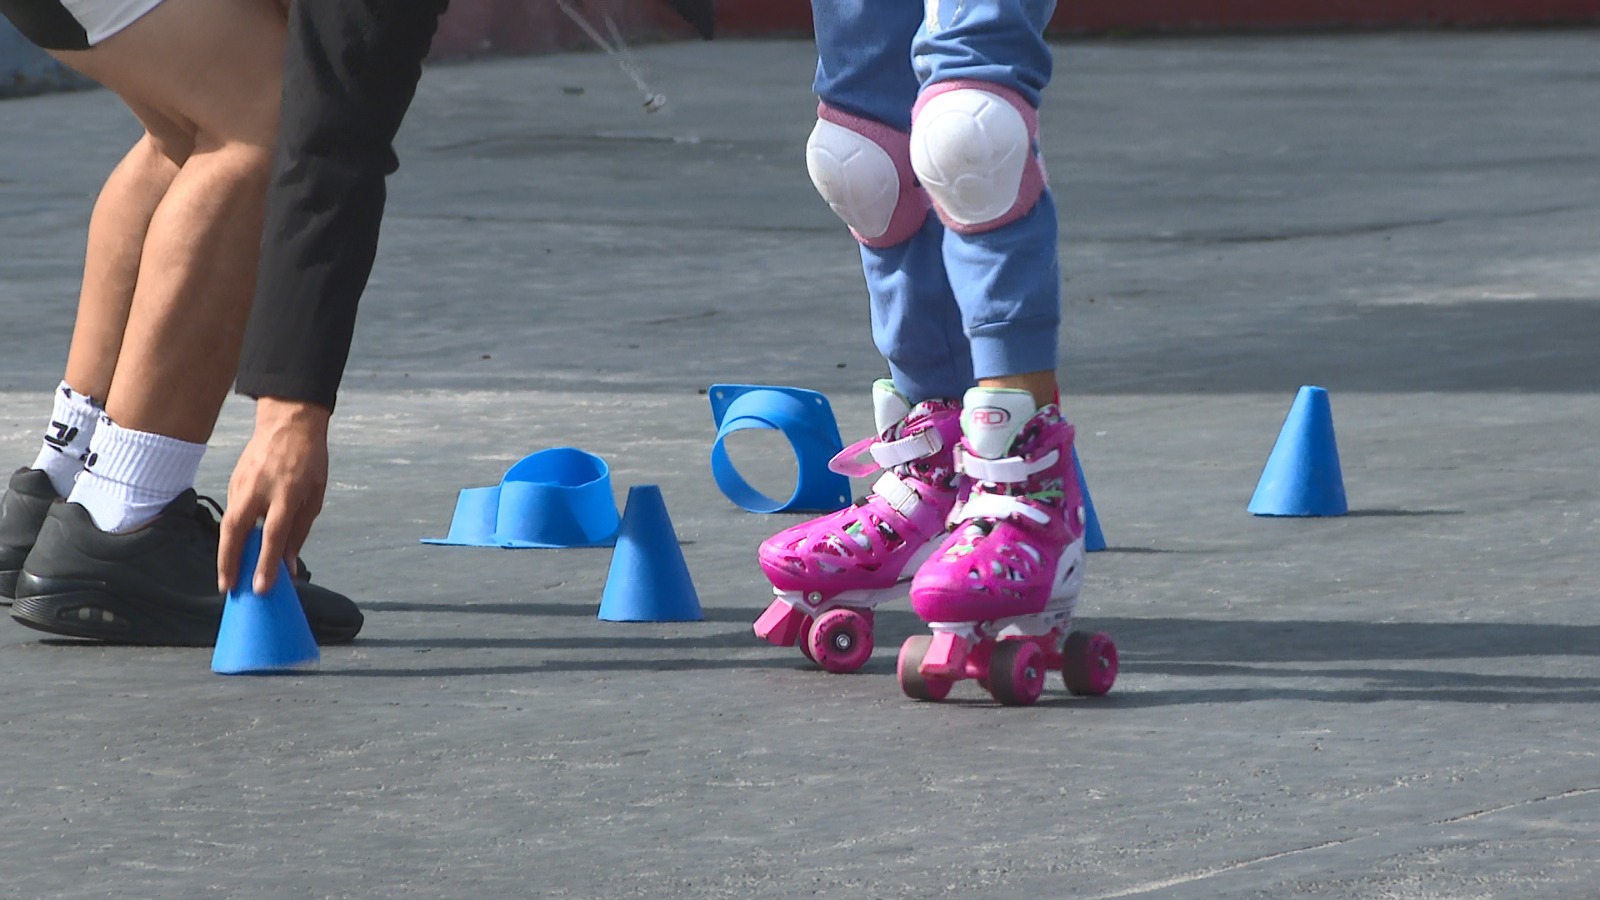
left=60, top=130, right=186, bottom=402
left=11, top=0, right=361, bottom=646
left=51, top=0, right=286, bottom=443
left=1, top=38, right=194, bottom=599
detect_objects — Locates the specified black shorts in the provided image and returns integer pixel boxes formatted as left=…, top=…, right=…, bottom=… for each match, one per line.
left=0, top=0, right=164, bottom=51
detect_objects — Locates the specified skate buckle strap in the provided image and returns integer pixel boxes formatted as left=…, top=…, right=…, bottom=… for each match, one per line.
left=869, top=428, right=944, bottom=469
left=828, top=435, right=882, bottom=478
left=956, top=446, right=1060, bottom=485
left=955, top=491, right=1050, bottom=526
left=871, top=470, right=924, bottom=517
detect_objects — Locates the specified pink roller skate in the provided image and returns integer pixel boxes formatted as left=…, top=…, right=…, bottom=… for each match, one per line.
left=753, top=380, right=963, bottom=673
left=899, top=387, right=1118, bottom=705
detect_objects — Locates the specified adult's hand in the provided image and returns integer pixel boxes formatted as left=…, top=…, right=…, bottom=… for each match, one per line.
left=218, top=396, right=332, bottom=595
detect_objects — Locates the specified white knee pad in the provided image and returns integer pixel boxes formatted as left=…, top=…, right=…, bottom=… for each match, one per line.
left=806, top=104, right=931, bottom=248
left=910, top=82, right=1047, bottom=234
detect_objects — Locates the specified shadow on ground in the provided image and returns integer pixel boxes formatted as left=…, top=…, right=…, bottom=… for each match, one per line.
left=1041, top=614, right=1600, bottom=707
left=316, top=603, right=1600, bottom=704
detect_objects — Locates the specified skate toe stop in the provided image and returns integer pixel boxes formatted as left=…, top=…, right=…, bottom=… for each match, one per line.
left=753, top=599, right=807, bottom=645
left=918, top=631, right=969, bottom=678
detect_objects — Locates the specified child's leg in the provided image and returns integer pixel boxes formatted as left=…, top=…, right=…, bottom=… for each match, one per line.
left=751, top=4, right=978, bottom=670
left=911, top=0, right=1061, bottom=408
left=903, top=2, right=1092, bottom=690
left=809, top=0, right=973, bottom=403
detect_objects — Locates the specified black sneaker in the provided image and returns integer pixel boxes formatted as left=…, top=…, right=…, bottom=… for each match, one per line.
left=0, top=468, right=60, bottom=604
left=11, top=490, right=363, bottom=646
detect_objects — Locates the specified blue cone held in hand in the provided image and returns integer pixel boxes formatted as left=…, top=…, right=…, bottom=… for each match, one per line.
left=598, top=485, right=703, bottom=622
left=1073, top=447, right=1106, bottom=552
left=212, top=527, right=320, bottom=674
left=1249, top=385, right=1348, bottom=517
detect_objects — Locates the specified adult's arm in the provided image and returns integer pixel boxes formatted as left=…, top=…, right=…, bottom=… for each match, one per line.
left=235, top=0, right=447, bottom=410
left=221, top=0, right=445, bottom=594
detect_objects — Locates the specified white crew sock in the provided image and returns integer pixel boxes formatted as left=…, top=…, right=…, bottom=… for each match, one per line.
left=67, top=415, right=207, bottom=533
left=30, top=381, right=102, bottom=497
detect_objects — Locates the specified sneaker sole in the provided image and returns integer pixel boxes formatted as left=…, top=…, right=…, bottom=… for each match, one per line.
left=10, top=576, right=362, bottom=646
left=11, top=577, right=218, bottom=646
left=307, top=617, right=361, bottom=645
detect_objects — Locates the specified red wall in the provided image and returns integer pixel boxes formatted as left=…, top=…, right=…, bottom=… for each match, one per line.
left=432, top=0, right=693, bottom=58
left=432, top=0, right=1600, bottom=58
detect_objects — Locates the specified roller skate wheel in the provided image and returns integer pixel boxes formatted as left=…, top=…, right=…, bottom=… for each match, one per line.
left=1062, top=631, right=1118, bottom=696
left=897, top=635, right=953, bottom=702
left=796, top=615, right=816, bottom=663
left=985, top=639, right=1046, bottom=707
left=807, top=608, right=874, bottom=674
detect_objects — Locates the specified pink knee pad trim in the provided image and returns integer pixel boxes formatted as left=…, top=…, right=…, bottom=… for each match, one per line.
left=911, top=80, right=1047, bottom=235
left=816, top=102, right=932, bottom=248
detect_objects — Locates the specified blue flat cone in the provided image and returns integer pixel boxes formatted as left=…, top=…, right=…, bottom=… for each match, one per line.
left=1073, top=447, right=1107, bottom=552
left=1249, top=385, right=1348, bottom=517
left=212, top=527, right=320, bottom=674
left=599, top=485, right=702, bottom=622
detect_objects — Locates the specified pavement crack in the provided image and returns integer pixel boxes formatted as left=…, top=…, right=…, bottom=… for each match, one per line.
left=1084, top=838, right=1356, bottom=898
left=636, top=310, right=719, bottom=326
left=1108, top=203, right=1583, bottom=246
left=1092, top=788, right=1600, bottom=897
left=1431, top=786, right=1600, bottom=825
left=1141, top=218, right=1448, bottom=245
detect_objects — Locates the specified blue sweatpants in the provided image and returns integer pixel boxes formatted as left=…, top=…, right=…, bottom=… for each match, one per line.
left=812, top=0, right=1062, bottom=404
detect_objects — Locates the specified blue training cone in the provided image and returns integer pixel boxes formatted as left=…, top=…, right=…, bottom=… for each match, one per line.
left=598, top=485, right=703, bottom=622
left=1073, top=447, right=1107, bottom=552
left=1248, top=385, right=1348, bottom=517
left=707, top=384, right=852, bottom=514
left=212, top=527, right=320, bottom=674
